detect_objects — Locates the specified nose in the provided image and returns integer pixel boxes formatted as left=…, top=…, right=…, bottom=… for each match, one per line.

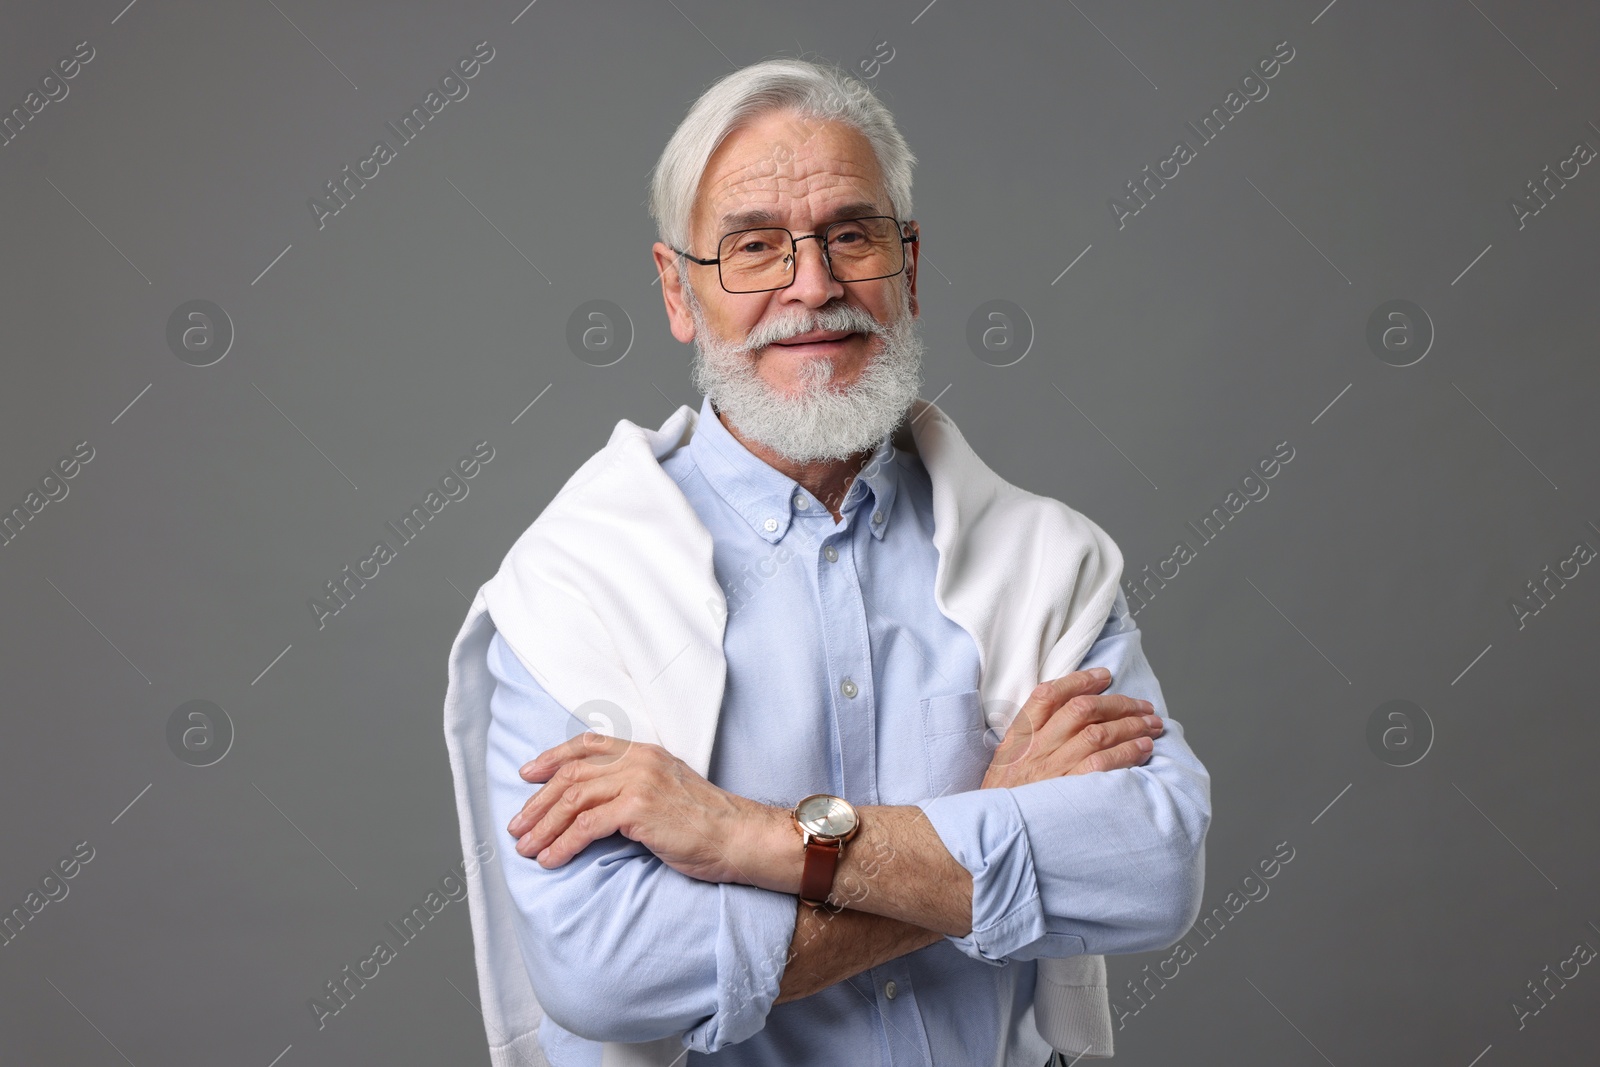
left=780, top=233, right=845, bottom=307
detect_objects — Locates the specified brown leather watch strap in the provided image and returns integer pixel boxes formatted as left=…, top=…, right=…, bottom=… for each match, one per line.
left=798, top=838, right=842, bottom=907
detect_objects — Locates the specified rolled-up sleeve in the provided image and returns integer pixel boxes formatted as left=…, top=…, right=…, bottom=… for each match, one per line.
left=484, top=629, right=799, bottom=1052
left=914, top=590, right=1211, bottom=962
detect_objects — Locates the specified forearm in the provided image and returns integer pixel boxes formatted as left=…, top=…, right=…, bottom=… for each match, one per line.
left=745, top=801, right=974, bottom=936
left=1007, top=720, right=1210, bottom=950
left=487, top=632, right=796, bottom=1048
left=774, top=902, right=944, bottom=1003
left=898, top=608, right=1209, bottom=963
left=917, top=714, right=1210, bottom=960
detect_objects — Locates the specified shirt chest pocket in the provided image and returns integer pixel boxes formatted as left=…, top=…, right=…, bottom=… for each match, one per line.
left=920, top=688, right=993, bottom=798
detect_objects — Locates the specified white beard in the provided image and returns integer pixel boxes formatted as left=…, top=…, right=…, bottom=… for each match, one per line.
left=684, top=276, right=926, bottom=463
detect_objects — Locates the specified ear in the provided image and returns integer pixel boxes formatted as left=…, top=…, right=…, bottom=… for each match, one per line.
left=652, top=242, right=697, bottom=344
left=904, top=221, right=920, bottom=318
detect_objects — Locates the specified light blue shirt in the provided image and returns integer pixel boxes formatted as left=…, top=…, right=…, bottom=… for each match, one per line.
left=483, top=394, right=1210, bottom=1065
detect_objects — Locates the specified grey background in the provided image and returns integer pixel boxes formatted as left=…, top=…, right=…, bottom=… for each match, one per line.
left=2, top=0, right=1596, bottom=1064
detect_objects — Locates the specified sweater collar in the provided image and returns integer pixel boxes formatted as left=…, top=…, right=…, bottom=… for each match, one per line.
left=690, top=393, right=900, bottom=544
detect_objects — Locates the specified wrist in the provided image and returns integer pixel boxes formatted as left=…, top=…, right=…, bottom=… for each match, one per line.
left=738, top=802, right=805, bottom=895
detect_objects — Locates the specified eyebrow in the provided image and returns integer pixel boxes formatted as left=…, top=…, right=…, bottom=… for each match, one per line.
left=716, top=200, right=886, bottom=234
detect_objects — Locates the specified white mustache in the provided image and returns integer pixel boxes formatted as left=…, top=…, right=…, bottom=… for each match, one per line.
left=748, top=306, right=886, bottom=351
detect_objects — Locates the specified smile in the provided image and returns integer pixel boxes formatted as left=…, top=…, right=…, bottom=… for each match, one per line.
left=770, top=332, right=863, bottom=354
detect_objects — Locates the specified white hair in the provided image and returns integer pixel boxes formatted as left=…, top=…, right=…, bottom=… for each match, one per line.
left=647, top=57, right=917, bottom=263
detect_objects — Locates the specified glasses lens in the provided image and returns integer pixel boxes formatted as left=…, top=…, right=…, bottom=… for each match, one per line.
left=718, top=228, right=793, bottom=293
left=716, top=218, right=905, bottom=292
left=824, top=217, right=903, bottom=282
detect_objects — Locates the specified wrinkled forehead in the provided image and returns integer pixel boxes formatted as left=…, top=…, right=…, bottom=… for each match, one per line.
left=692, top=110, right=889, bottom=243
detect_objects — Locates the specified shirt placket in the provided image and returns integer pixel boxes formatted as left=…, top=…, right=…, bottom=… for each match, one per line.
left=800, top=481, right=880, bottom=807
left=816, top=483, right=936, bottom=1065
left=746, top=466, right=932, bottom=1064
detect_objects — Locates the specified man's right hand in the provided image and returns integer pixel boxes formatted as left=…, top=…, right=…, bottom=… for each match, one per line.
left=980, top=668, right=1162, bottom=790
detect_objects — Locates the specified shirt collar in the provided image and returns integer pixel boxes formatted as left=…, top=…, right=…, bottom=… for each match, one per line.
left=689, top=394, right=900, bottom=544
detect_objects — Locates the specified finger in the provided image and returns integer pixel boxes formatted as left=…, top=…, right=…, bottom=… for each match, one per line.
left=516, top=777, right=623, bottom=859
left=531, top=797, right=631, bottom=868
left=1002, top=669, right=1113, bottom=751
left=508, top=759, right=602, bottom=836
left=1021, top=668, right=1113, bottom=728
left=996, top=692, right=1150, bottom=772
left=1052, top=711, right=1160, bottom=768
left=1037, top=692, right=1157, bottom=748
left=519, top=731, right=626, bottom=781
left=1061, top=735, right=1155, bottom=777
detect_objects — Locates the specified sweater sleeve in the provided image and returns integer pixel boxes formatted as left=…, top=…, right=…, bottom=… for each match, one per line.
left=914, top=589, right=1211, bottom=962
left=483, top=629, right=799, bottom=1051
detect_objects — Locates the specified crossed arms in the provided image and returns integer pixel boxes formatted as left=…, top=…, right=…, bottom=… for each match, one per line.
left=482, top=601, right=1210, bottom=1050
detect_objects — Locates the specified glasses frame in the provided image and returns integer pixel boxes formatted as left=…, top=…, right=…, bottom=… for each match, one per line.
left=672, top=215, right=919, bottom=295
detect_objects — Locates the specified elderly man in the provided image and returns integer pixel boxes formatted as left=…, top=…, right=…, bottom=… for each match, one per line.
left=443, top=58, right=1210, bottom=1067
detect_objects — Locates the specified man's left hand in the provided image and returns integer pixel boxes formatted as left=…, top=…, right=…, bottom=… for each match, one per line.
left=506, top=733, right=785, bottom=885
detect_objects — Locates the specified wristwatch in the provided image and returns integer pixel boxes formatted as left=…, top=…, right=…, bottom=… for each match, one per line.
left=792, top=793, right=860, bottom=908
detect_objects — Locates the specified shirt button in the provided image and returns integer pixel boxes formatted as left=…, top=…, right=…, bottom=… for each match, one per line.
left=763, top=517, right=778, bottom=532
left=884, top=980, right=898, bottom=1000
left=794, top=494, right=809, bottom=510
left=840, top=678, right=858, bottom=699
left=871, top=510, right=884, bottom=525
left=824, top=545, right=838, bottom=563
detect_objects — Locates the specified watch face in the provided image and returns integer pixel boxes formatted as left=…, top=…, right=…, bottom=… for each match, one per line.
left=796, top=794, right=858, bottom=838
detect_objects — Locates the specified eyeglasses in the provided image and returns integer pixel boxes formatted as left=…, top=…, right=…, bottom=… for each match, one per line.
left=672, top=215, right=918, bottom=294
